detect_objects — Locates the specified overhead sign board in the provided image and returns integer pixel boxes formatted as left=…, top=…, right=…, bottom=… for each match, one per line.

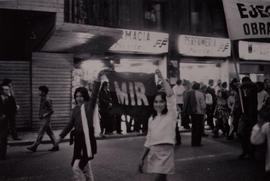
left=222, top=0, right=270, bottom=40
left=177, top=35, right=231, bottom=57
left=239, top=40, right=270, bottom=61
left=109, top=29, right=168, bottom=54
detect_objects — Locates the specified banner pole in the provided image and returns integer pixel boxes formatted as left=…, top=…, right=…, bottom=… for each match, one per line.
left=231, top=40, right=245, bottom=114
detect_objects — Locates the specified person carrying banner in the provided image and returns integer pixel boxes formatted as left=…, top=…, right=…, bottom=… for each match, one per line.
left=56, top=70, right=105, bottom=181
left=139, top=69, right=177, bottom=181
left=227, top=78, right=241, bottom=140
left=238, top=77, right=258, bottom=160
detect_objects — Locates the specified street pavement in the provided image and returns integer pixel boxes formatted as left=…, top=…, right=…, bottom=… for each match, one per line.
left=0, top=132, right=268, bottom=181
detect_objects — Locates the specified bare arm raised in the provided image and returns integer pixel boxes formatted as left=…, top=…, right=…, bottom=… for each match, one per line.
left=155, top=69, right=173, bottom=97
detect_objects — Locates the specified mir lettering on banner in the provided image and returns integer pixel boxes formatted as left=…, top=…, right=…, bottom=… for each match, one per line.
left=114, top=81, right=149, bottom=106
left=106, top=72, right=157, bottom=116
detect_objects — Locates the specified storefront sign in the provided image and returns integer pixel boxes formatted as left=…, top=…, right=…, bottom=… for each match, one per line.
left=109, top=29, right=168, bottom=54
left=222, top=0, right=270, bottom=40
left=177, top=35, right=231, bottom=57
left=239, top=40, right=270, bottom=60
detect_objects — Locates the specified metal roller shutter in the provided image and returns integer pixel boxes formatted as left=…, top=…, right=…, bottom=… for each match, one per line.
left=0, top=61, right=31, bottom=129
left=32, top=52, right=73, bottom=130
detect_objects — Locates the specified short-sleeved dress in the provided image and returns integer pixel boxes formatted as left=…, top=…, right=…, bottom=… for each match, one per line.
left=144, top=95, right=178, bottom=174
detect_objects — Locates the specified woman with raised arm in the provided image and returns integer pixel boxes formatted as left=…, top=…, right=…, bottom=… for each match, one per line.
left=139, top=69, right=177, bottom=181
left=57, top=70, right=105, bottom=181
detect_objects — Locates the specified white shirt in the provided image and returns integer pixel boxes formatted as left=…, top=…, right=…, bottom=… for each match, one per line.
left=251, top=123, right=270, bottom=171
left=173, top=85, right=185, bottom=105
left=144, top=95, right=178, bottom=147
left=205, top=93, right=213, bottom=105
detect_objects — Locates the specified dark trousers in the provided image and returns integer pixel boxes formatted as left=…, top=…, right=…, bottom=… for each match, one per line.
left=99, top=112, right=107, bottom=134
left=238, top=116, right=255, bottom=156
left=230, top=111, right=241, bottom=137
left=180, top=104, right=191, bottom=128
left=114, top=114, right=122, bottom=134
left=213, top=118, right=229, bottom=136
left=175, top=123, right=181, bottom=145
left=191, top=114, right=204, bottom=146
left=100, top=111, right=113, bottom=134
left=33, top=117, right=57, bottom=147
left=8, top=115, right=18, bottom=138
left=182, top=114, right=191, bottom=128
left=206, top=105, right=214, bottom=130
left=0, top=131, right=8, bottom=159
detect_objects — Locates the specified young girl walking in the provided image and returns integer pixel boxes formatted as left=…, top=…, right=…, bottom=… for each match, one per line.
left=139, top=69, right=177, bottom=181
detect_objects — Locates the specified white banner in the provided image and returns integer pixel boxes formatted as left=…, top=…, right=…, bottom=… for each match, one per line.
left=109, top=29, right=168, bottom=54
left=177, top=35, right=231, bottom=57
left=222, top=0, right=270, bottom=40
left=239, top=40, right=270, bottom=60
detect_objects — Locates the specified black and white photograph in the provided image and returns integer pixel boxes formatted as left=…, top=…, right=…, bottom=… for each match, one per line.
left=1, top=0, right=270, bottom=180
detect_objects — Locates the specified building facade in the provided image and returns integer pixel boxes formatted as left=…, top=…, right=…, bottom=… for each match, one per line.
left=0, top=0, right=68, bottom=130
left=1, top=0, right=269, bottom=130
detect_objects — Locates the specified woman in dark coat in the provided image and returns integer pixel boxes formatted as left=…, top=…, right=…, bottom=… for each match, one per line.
left=57, top=71, right=104, bottom=180
left=98, top=81, right=113, bottom=134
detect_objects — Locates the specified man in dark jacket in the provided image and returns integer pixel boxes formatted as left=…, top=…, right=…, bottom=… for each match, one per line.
left=238, top=77, right=258, bottom=159
left=27, top=86, right=59, bottom=152
left=2, top=79, right=21, bottom=140
left=0, top=84, right=11, bottom=160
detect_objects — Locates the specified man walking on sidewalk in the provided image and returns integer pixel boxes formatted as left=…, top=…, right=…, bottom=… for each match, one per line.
left=27, top=86, right=59, bottom=152
left=2, top=78, right=21, bottom=140
left=0, top=84, right=11, bottom=160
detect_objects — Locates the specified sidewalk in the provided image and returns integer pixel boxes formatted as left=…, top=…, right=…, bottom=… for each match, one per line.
left=8, top=127, right=191, bottom=146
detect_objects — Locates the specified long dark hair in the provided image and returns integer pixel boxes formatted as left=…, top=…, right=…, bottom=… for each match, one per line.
left=74, top=87, right=90, bottom=104
left=101, top=81, right=108, bottom=90
left=151, top=91, right=168, bottom=119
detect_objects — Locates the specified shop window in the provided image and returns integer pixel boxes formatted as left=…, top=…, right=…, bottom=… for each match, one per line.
left=189, top=0, right=227, bottom=36
left=179, top=62, right=223, bottom=85
left=65, top=0, right=114, bottom=26
left=64, top=0, right=88, bottom=24
left=144, top=1, right=165, bottom=31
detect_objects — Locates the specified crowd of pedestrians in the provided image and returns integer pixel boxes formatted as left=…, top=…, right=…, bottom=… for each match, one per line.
left=171, top=76, right=270, bottom=176
left=2, top=71, right=270, bottom=180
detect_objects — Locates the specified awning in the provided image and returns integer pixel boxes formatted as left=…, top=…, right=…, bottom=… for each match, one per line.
left=41, top=23, right=169, bottom=57
left=41, top=23, right=123, bottom=57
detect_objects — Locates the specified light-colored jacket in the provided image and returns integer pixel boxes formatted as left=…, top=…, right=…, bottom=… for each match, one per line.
left=144, top=95, right=178, bottom=147
left=195, top=90, right=206, bottom=115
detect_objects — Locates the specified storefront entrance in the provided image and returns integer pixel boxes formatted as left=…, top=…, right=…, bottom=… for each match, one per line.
left=179, top=59, right=229, bottom=86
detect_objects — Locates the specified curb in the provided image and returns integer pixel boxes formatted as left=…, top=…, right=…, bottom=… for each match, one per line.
left=8, top=130, right=191, bottom=147
left=7, top=133, right=145, bottom=146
